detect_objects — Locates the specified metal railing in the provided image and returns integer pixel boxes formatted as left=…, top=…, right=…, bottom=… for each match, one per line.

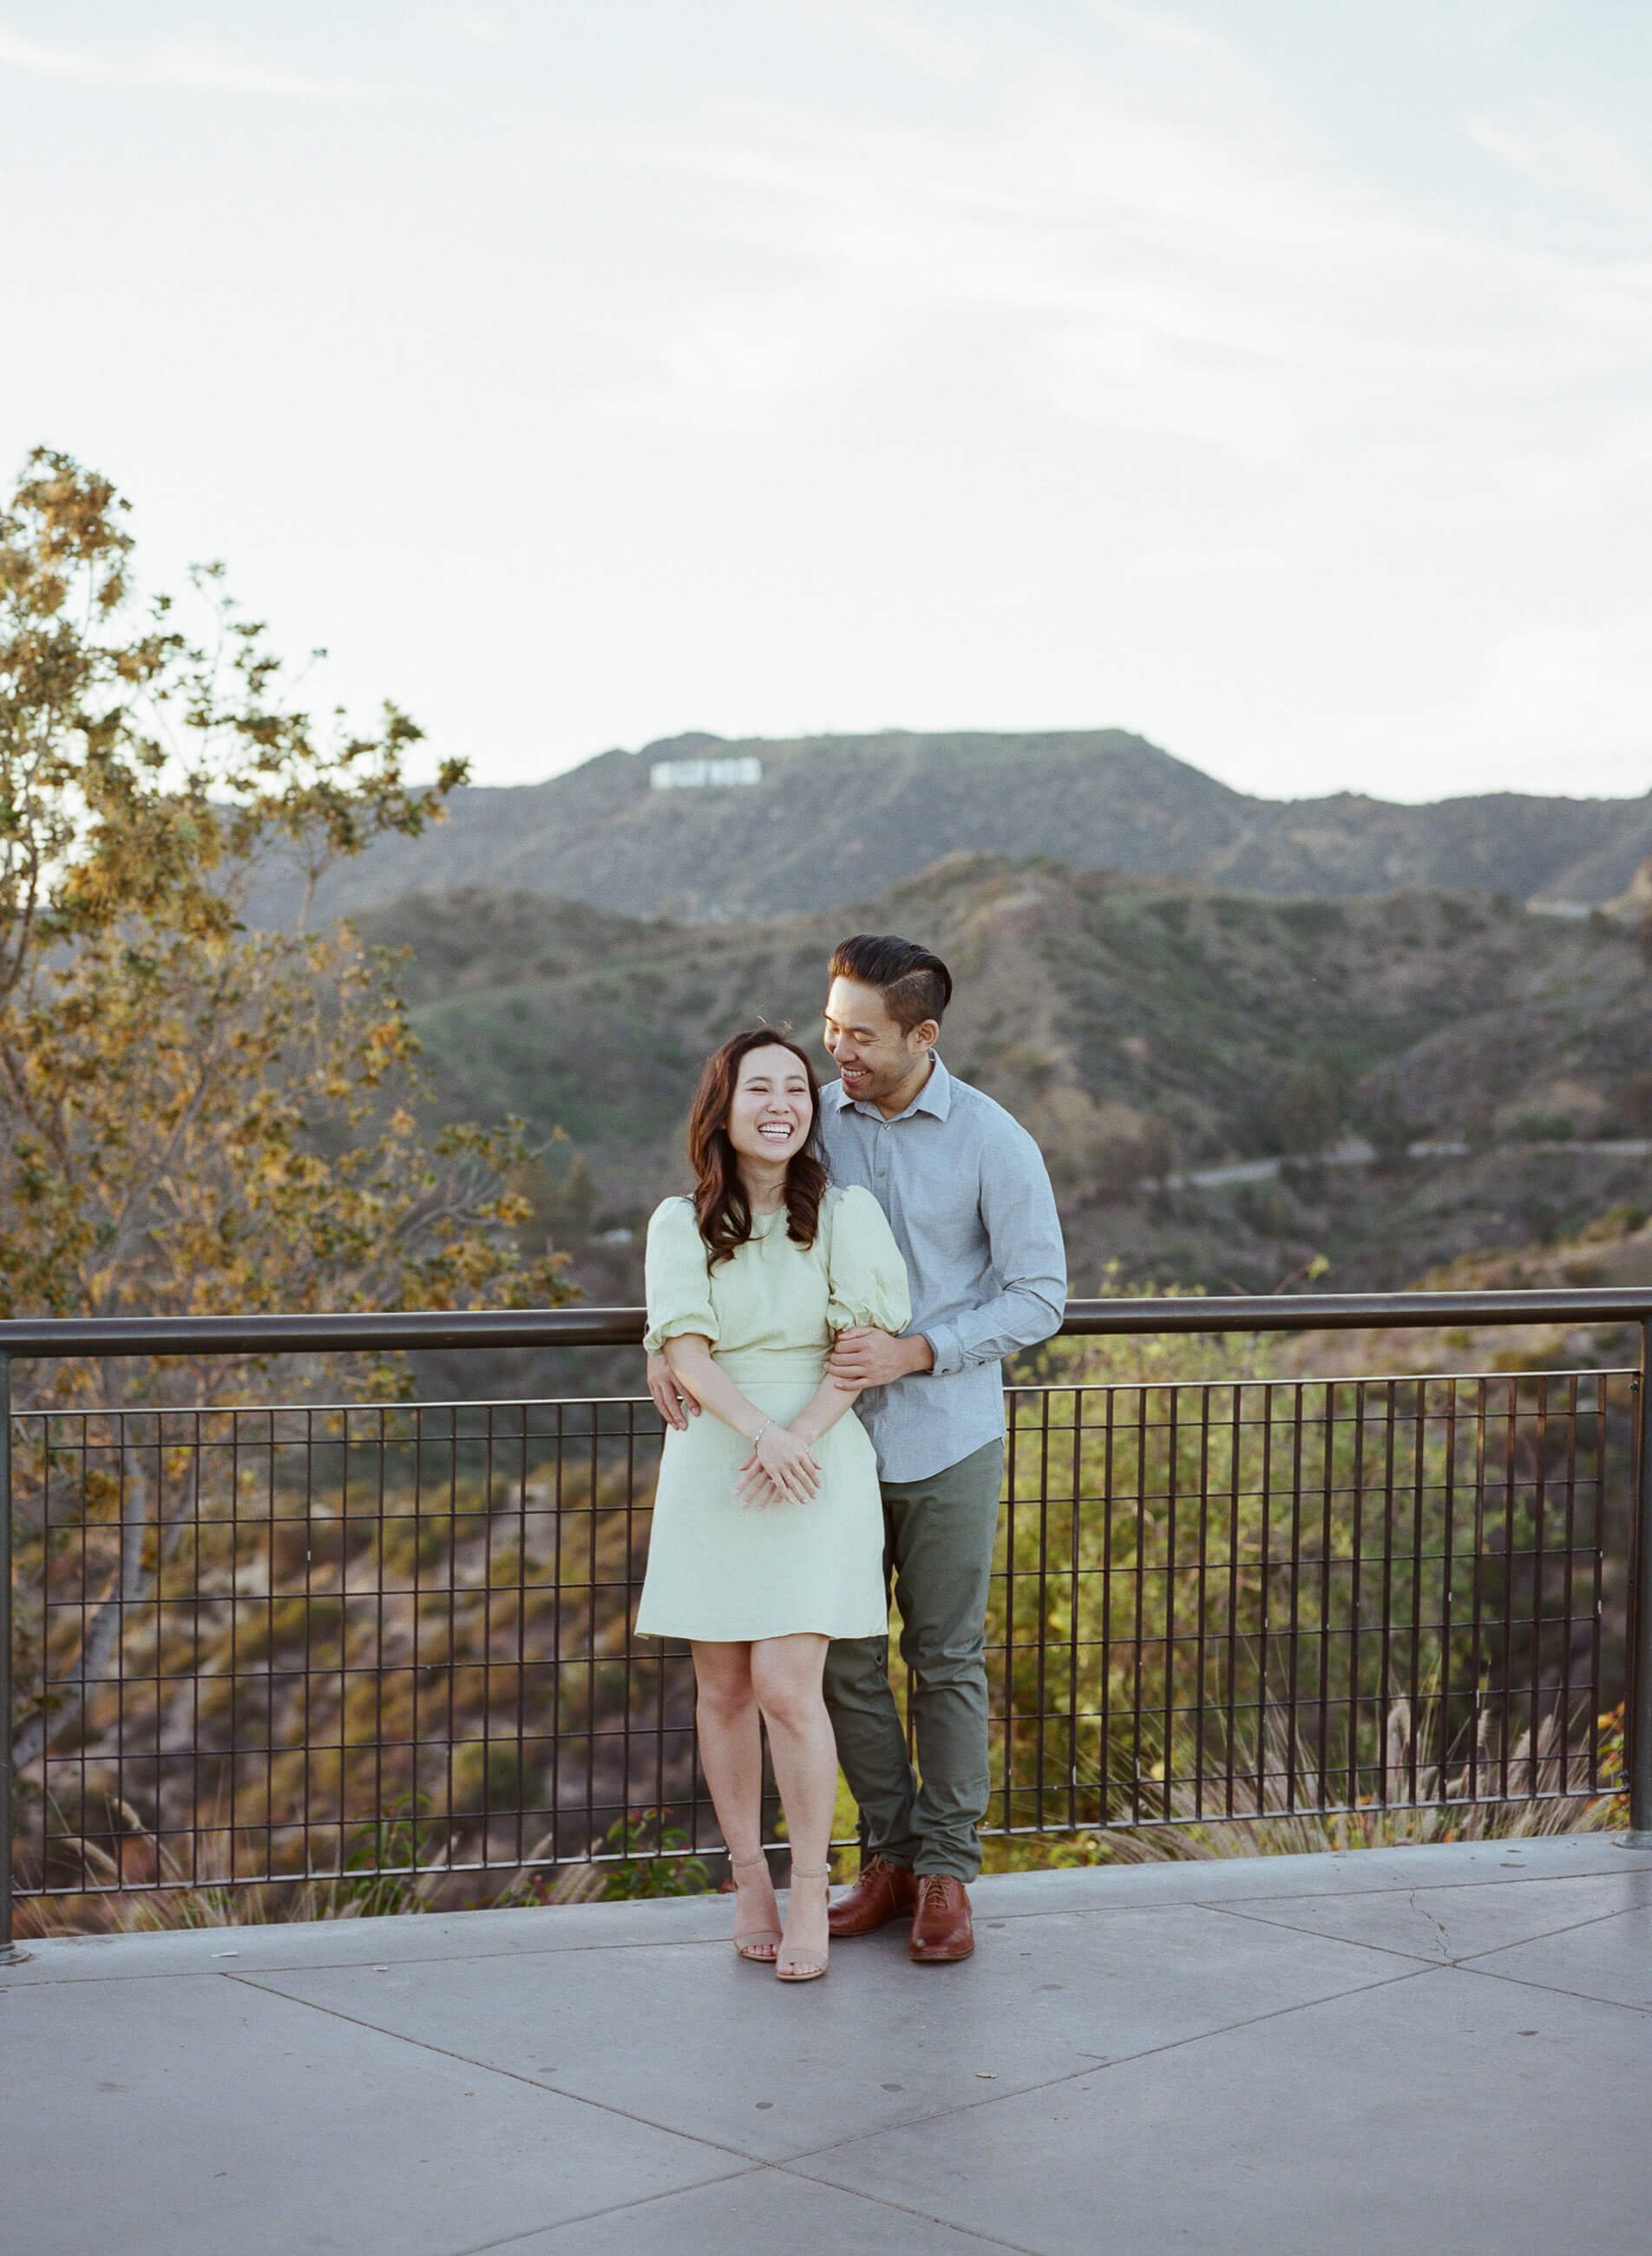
left=3, top=1289, right=1650, bottom=1955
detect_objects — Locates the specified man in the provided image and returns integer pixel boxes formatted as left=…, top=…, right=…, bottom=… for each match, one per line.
left=649, top=932, right=1066, bottom=1963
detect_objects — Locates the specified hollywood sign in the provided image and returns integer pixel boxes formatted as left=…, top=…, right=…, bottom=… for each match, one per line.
left=648, top=757, right=764, bottom=790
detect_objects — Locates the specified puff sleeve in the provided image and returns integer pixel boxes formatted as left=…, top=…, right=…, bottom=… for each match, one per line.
left=642, top=1197, right=718, bottom=1354
left=824, top=1185, right=912, bottom=1338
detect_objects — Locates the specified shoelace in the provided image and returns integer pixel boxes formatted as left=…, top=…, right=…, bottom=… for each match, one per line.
left=918, top=1874, right=953, bottom=1912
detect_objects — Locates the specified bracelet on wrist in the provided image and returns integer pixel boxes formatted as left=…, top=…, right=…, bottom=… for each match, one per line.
left=751, top=1417, right=773, bottom=1450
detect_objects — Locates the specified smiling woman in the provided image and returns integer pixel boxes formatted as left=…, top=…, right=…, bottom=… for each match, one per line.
left=633, top=1026, right=911, bottom=1982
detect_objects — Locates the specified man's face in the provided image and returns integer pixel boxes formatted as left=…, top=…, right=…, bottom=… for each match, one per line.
left=823, top=976, right=934, bottom=1109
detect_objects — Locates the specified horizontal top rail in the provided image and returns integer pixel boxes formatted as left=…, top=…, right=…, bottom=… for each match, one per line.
left=0, top=1286, right=1649, bottom=1360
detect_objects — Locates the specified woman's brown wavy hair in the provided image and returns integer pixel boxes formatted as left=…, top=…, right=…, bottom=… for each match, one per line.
left=686, top=1028, right=829, bottom=1267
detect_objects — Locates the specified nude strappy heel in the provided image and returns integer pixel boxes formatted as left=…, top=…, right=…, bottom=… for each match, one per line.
left=776, top=1866, right=831, bottom=1983
left=729, top=1853, right=782, bottom=1963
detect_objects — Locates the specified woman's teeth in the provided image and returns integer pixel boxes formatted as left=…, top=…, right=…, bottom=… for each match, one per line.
left=757, top=1123, right=793, bottom=1140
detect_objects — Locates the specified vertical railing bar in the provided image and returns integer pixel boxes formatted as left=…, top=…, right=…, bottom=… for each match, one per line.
left=1315, top=1381, right=1335, bottom=1814
left=1131, top=1382, right=1148, bottom=1826
left=1066, top=1384, right=1082, bottom=1833
left=1524, top=1375, right=1546, bottom=1800
left=228, top=1409, right=246, bottom=1878
left=1407, top=1376, right=1426, bottom=1805
left=332, top=1407, right=350, bottom=1879
left=1286, top=1383, right=1304, bottom=1815
left=1559, top=1374, right=1579, bottom=1793
left=216, top=1407, right=231, bottom=1885
left=446, top=1406, right=460, bottom=1868
left=1225, top=1380, right=1242, bottom=1821
left=1034, top=1385, right=1052, bottom=1837
left=1628, top=1321, right=1652, bottom=1845
left=1347, top=1380, right=1367, bottom=1814
left=1469, top=1374, right=1490, bottom=1807
left=1002, top=1391, right=1019, bottom=1835
left=1193, top=1381, right=1210, bottom=1822
left=1099, top=1384, right=1115, bottom=1830
left=172, top=1407, right=190, bottom=1885
left=84, top=1413, right=95, bottom=1882
left=547, top=1407, right=564, bottom=1865
left=302, top=1407, right=315, bottom=1882
left=622, top=1398, right=639, bottom=1859
left=1590, top=1376, right=1606, bottom=1796
left=480, top=1405, right=495, bottom=1863
left=29, top=1413, right=46, bottom=1906
left=1440, top=1380, right=1459, bottom=1807
left=410, top=1405, right=425, bottom=1874
left=1257, top=1380, right=1274, bottom=1818
left=260, top=1408, right=277, bottom=1879
left=0, top=1352, right=17, bottom=1959
left=522, top=1403, right=539, bottom=1877
left=587, top=1401, right=600, bottom=1860
left=1164, top=1381, right=1179, bottom=1822
left=1377, top=1379, right=1397, bottom=1812
left=639, top=1401, right=666, bottom=1853
left=375, top=1403, right=390, bottom=1876
left=122, top=1417, right=135, bottom=1888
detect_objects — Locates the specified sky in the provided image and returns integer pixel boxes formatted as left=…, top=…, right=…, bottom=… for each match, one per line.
left=3, top=3, right=1649, bottom=803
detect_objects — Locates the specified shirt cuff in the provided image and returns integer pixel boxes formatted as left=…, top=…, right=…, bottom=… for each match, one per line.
left=921, top=1321, right=963, bottom=1377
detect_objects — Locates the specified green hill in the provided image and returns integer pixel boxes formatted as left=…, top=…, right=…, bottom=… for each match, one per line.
left=352, top=857, right=1652, bottom=1306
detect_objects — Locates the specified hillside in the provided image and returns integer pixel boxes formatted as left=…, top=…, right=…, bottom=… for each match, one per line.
left=353, top=858, right=1652, bottom=1321
left=246, top=728, right=1652, bottom=928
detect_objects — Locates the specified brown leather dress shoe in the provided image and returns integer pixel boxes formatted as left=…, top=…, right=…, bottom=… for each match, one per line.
left=908, top=1873, right=974, bottom=1962
left=827, top=1854, right=917, bottom=1938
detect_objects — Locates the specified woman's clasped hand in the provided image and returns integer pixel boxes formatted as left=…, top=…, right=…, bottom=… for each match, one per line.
left=733, top=1420, right=823, bottom=1507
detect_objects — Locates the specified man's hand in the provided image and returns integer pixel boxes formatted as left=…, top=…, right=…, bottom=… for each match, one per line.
left=827, top=1328, right=934, bottom=1391
left=647, top=1351, right=699, bottom=1431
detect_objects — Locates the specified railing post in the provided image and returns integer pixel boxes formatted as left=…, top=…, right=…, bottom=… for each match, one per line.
left=1627, top=1320, right=1652, bottom=1848
left=1, top=1348, right=26, bottom=1961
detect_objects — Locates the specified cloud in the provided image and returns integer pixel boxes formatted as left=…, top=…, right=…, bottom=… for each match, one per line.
left=1084, top=0, right=1237, bottom=68
left=593, top=283, right=877, bottom=430
left=795, top=0, right=977, bottom=82
left=0, top=26, right=418, bottom=102
left=582, top=23, right=1649, bottom=534
left=1465, top=107, right=1651, bottom=213
left=1332, top=617, right=1652, bottom=801
left=1138, top=545, right=1288, bottom=580
left=438, top=10, right=509, bottom=45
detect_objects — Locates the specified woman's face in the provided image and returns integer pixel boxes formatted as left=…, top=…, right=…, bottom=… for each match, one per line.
left=725, top=1043, right=814, bottom=1167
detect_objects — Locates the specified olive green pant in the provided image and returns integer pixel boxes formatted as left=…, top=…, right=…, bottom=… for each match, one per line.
left=823, top=1438, right=1004, bottom=1883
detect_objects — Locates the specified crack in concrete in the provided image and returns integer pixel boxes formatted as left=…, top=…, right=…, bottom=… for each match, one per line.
left=440, top=2160, right=1047, bottom=2256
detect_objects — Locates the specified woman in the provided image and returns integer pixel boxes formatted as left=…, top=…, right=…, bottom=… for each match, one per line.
left=636, top=1027, right=909, bottom=1981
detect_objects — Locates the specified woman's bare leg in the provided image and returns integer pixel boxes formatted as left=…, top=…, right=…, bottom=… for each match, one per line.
left=750, top=1633, right=835, bottom=1972
left=692, top=1640, right=778, bottom=1955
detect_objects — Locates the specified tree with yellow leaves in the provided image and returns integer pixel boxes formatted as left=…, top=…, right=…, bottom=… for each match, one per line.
left=2, top=448, right=573, bottom=1787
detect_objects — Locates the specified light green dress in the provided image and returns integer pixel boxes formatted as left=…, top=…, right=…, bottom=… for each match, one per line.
left=636, top=1184, right=911, bottom=1643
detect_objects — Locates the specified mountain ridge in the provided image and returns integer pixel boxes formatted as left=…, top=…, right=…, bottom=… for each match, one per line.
left=245, top=727, right=1652, bottom=926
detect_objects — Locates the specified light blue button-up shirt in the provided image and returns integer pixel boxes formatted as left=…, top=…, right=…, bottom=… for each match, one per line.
left=819, top=1054, right=1066, bottom=1482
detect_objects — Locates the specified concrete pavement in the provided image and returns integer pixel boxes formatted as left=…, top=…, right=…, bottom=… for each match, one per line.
left=3, top=1833, right=1649, bottom=2255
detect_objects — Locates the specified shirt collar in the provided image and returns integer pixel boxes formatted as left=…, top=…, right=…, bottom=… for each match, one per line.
left=825, top=1052, right=951, bottom=1124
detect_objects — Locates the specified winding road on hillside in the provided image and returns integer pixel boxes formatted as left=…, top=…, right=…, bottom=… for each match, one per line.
left=1168, top=1137, right=1652, bottom=1191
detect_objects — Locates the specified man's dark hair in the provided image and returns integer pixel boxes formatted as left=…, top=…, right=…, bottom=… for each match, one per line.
left=828, top=933, right=954, bottom=1033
